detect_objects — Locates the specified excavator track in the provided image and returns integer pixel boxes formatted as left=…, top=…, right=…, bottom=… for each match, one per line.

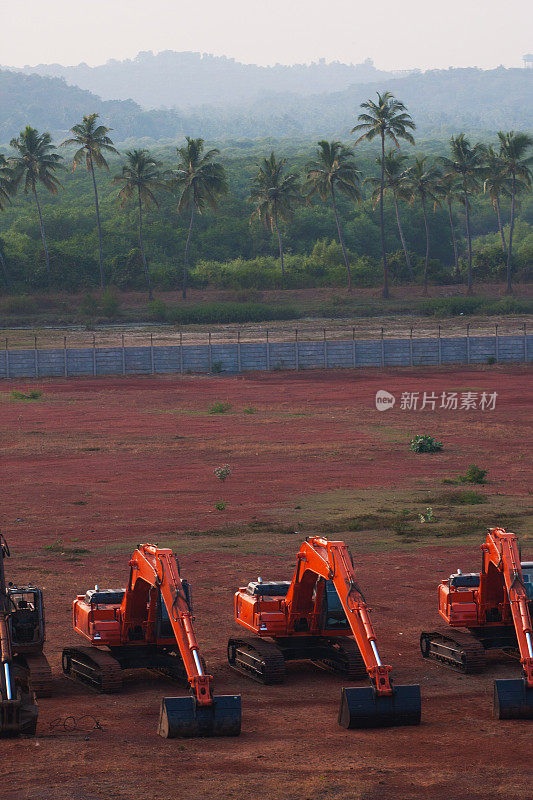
left=227, top=637, right=286, bottom=684
left=21, top=654, right=53, bottom=698
left=311, top=637, right=368, bottom=680
left=420, top=628, right=486, bottom=674
left=62, top=646, right=123, bottom=693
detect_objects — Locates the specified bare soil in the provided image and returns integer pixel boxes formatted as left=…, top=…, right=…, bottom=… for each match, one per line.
left=0, top=365, right=531, bottom=799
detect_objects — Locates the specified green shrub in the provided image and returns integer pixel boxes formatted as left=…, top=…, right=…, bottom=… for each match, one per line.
left=209, top=401, right=231, bottom=414
left=147, top=298, right=168, bottom=321
left=487, top=356, right=496, bottom=365
left=101, top=289, right=120, bottom=319
left=459, top=464, right=487, bottom=484
left=410, top=434, right=443, bottom=453
left=211, top=361, right=223, bottom=374
left=214, top=465, right=231, bottom=482
left=215, top=501, right=227, bottom=511
left=80, top=293, right=99, bottom=317
left=243, top=405, right=257, bottom=414
left=392, top=510, right=415, bottom=536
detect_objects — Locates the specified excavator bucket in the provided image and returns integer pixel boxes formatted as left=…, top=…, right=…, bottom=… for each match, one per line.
left=338, top=684, right=421, bottom=729
left=494, top=679, right=533, bottom=720
left=157, top=694, right=242, bottom=738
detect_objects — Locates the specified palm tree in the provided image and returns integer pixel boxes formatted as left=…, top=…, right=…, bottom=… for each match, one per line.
left=404, top=156, right=441, bottom=294
left=365, top=150, right=413, bottom=280
left=0, top=154, right=15, bottom=287
left=113, top=149, right=165, bottom=300
left=62, top=113, right=118, bottom=290
left=169, top=137, right=228, bottom=299
left=437, top=173, right=464, bottom=280
left=304, top=141, right=361, bottom=290
left=352, top=92, right=415, bottom=297
left=249, top=152, right=300, bottom=277
left=439, top=134, right=484, bottom=293
left=497, top=131, right=533, bottom=292
left=9, top=126, right=62, bottom=282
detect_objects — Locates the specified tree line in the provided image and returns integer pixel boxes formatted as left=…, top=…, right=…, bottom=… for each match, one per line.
left=0, top=92, right=532, bottom=300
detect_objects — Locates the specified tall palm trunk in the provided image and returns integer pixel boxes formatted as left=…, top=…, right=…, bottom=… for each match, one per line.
left=392, top=192, right=413, bottom=280
left=330, top=183, right=352, bottom=291
left=421, top=198, right=430, bottom=295
left=463, top=178, right=473, bottom=294
left=89, top=153, right=105, bottom=290
left=183, top=204, right=195, bottom=300
left=138, top=189, right=152, bottom=301
left=273, top=207, right=285, bottom=277
left=32, top=181, right=50, bottom=281
left=506, top=173, right=516, bottom=294
left=447, top=200, right=460, bottom=280
left=494, top=196, right=506, bottom=253
left=379, top=133, right=389, bottom=298
left=0, top=247, right=10, bottom=289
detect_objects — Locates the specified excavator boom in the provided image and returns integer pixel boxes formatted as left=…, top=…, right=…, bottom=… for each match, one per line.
left=127, top=545, right=241, bottom=737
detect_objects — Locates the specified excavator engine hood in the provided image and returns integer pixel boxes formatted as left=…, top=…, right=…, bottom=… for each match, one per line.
left=158, top=694, right=242, bottom=738
left=494, top=679, right=533, bottom=720
left=339, top=684, right=421, bottom=729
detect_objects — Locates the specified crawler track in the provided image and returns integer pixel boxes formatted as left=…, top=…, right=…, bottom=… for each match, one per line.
left=227, top=637, right=286, bottom=684
left=23, top=653, right=53, bottom=698
left=62, top=647, right=123, bottom=693
left=311, top=638, right=368, bottom=680
left=420, top=628, right=486, bottom=673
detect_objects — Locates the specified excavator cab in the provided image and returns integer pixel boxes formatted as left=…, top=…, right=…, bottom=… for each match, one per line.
left=8, top=587, right=45, bottom=652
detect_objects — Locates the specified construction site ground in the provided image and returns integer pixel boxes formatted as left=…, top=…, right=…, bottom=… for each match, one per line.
left=1, top=365, right=531, bottom=800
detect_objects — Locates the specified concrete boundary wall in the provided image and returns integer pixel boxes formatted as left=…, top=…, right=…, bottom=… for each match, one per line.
left=0, top=334, right=531, bottom=379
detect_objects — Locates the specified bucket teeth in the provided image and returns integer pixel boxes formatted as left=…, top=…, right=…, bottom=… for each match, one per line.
left=494, top=679, right=533, bottom=720
left=338, top=684, right=421, bottom=729
left=158, top=695, right=242, bottom=738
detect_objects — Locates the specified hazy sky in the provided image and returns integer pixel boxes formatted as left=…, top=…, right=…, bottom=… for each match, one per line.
left=3, top=0, right=532, bottom=70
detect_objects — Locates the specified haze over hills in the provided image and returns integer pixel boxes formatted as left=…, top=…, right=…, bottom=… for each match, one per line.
left=1, top=53, right=533, bottom=144
left=6, top=51, right=408, bottom=108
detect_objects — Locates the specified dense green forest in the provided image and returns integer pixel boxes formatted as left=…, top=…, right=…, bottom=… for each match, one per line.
left=0, top=100, right=532, bottom=303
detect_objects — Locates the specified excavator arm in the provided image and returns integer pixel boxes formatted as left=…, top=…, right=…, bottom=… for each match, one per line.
left=480, top=528, right=533, bottom=719
left=125, top=544, right=241, bottom=738
left=286, top=538, right=421, bottom=728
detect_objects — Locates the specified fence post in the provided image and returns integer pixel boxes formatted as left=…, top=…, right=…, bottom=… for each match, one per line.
left=266, top=329, right=270, bottom=371
left=466, top=324, right=470, bottom=365
left=495, top=324, right=499, bottom=363
left=323, top=328, right=327, bottom=369
left=5, top=338, right=9, bottom=380
left=295, top=329, right=299, bottom=371
left=121, top=334, right=126, bottom=376
left=380, top=327, right=385, bottom=368
left=150, top=332, right=155, bottom=375
left=237, top=330, right=242, bottom=373
left=208, top=331, right=212, bottom=373
left=92, top=334, right=96, bottom=377
left=34, top=335, right=38, bottom=378
left=409, top=327, right=413, bottom=367
left=438, top=325, right=442, bottom=366
left=524, top=323, right=528, bottom=363
left=179, top=330, right=184, bottom=375
left=352, top=327, right=356, bottom=369
left=64, top=336, right=68, bottom=377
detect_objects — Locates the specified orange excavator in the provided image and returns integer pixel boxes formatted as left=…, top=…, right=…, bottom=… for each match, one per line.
left=62, top=543, right=241, bottom=737
left=0, top=535, right=38, bottom=737
left=421, top=527, right=533, bottom=719
left=228, top=536, right=421, bottom=728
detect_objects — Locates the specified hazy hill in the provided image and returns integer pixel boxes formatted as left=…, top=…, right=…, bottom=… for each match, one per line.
left=1, top=63, right=533, bottom=145
left=9, top=52, right=401, bottom=109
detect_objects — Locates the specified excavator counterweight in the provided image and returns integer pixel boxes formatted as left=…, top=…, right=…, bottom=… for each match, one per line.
left=229, top=536, right=421, bottom=728
left=421, top=527, right=533, bottom=720
left=63, top=544, right=241, bottom=738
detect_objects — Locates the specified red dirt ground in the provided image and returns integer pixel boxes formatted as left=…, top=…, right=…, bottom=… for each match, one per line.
left=0, top=366, right=532, bottom=800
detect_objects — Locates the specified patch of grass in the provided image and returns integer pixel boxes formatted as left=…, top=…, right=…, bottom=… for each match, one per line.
left=424, top=490, right=487, bottom=505
left=243, top=405, right=257, bottom=414
left=43, top=539, right=90, bottom=557
left=208, top=401, right=232, bottom=414
left=215, top=501, right=227, bottom=511
left=11, top=390, right=42, bottom=401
